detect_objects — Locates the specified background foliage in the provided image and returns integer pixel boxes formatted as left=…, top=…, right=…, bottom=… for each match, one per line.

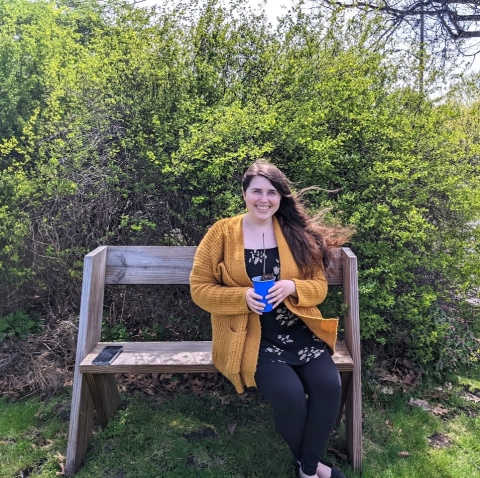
left=0, top=0, right=479, bottom=395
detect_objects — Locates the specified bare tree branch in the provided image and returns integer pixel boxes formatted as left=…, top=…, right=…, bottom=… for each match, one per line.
left=314, top=0, right=480, bottom=41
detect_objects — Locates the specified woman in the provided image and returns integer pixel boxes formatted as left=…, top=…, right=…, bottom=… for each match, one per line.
left=190, top=160, right=353, bottom=478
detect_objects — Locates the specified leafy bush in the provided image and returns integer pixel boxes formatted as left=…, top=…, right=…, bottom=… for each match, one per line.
left=0, top=310, right=41, bottom=342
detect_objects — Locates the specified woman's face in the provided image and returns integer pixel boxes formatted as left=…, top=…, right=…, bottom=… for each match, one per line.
left=243, top=175, right=281, bottom=223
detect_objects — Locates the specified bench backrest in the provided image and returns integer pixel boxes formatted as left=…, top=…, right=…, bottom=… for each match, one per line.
left=102, top=245, right=345, bottom=286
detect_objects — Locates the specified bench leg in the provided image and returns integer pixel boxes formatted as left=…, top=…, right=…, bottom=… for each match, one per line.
left=345, top=369, right=362, bottom=471
left=336, top=371, right=352, bottom=428
left=65, top=373, right=121, bottom=476
left=66, top=374, right=95, bottom=476
left=84, top=374, right=122, bottom=429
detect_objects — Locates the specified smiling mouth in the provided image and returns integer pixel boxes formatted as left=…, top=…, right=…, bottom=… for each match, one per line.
left=256, top=205, right=270, bottom=211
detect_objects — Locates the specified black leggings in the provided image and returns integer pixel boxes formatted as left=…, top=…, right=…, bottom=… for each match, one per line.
left=254, top=352, right=341, bottom=476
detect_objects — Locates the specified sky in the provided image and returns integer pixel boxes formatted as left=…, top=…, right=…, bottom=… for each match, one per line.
left=251, top=0, right=294, bottom=22
left=137, top=0, right=295, bottom=23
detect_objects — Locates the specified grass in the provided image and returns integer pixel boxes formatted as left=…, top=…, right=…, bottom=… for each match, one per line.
left=0, top=391, right=69, bottom=477
left=0, top=366, right=479, bottom=478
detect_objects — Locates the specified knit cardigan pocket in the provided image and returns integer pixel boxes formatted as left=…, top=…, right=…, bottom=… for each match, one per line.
left=211, top=314, right=248, bottom=377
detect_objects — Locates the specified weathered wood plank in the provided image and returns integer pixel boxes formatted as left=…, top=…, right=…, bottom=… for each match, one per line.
left=326, top=247, right=344, bottom=285
left=65, top=375, right=95, bottom=477
left=103, top=246, right=343, bottom=285
left=84, top=374, right=122, bottom=429
left=66, top=247, right=108, bottom=476
left=80, top=340, right=354, bottom=373
left=342, top=247, right=362, bottom=471
left=105, top=246, right=197, bottom=284
left=336, top=371, right=352, bottom=427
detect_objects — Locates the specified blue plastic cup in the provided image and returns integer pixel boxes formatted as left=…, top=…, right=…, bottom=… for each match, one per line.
left=252, top=276, right=275, bottom=312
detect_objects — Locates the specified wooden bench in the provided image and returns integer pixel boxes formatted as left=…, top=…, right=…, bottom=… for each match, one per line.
left=65, top=246, right=362, bottom=475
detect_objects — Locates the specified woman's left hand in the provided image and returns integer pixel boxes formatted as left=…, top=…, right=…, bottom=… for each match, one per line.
left=265, top=280, right=297, bottom=309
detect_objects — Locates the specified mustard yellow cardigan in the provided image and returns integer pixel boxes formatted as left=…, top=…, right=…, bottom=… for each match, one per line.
left=190, top=214, right=338, bottom=393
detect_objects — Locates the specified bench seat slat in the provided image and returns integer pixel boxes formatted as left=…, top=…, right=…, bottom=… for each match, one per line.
left=80, top=340, right=354, bottom=374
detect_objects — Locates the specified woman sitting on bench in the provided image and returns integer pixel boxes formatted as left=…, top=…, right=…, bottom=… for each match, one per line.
left=190, top=160, right=353, bottom=478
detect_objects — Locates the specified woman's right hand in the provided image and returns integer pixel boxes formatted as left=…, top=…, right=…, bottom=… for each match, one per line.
left=246, top=288, right=265, bottom=314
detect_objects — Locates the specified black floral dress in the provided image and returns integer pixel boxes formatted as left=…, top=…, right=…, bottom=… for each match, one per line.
left=245, top=247, right=326, bottom=365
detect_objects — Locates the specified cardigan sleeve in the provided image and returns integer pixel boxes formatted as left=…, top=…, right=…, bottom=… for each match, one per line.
left=190, top=221, right=251, bottom=315
left=289, top=267, right=328, bottom=308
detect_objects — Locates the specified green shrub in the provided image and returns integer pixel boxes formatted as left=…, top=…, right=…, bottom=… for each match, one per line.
left=0, top=310, right=42, bottom=342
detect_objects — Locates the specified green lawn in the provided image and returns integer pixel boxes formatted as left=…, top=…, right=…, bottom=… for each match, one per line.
left=1, top=366, right=479, bottom=478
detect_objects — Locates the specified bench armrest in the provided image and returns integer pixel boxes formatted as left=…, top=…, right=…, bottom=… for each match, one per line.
left=75, top=246, right=108, bottom=365
left=341, top=247, right=361, bottom=369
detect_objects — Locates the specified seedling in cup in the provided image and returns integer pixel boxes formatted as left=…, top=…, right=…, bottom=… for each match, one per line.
left=252, top=234, right=275, bottom=312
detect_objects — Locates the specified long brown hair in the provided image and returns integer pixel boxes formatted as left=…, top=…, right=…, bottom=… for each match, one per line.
left=242, top=160, right=354, bottom=276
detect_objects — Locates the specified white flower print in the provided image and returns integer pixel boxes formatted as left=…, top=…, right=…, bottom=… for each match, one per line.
left=264, top=345, right=284, bottom=356
left=277, top=334, right=293, bottom=345
left=275, top=308, right=298, bottom=327
left=248, top=249, right=266, bottom=265
left=312, top=334, right=322, bottom=343
left=273, top=259, right=280, bottom=279
left=297, top=347, right=325, bottom=362
left=247, top=249, right=276, bottom=278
